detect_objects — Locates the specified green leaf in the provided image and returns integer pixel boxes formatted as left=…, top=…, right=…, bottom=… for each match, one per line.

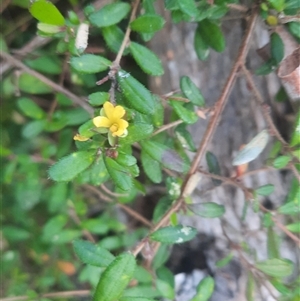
left=232, top=130, right=269, bottom=165
left=150, top=225, right=197, bottom=244
left=175, top=124, right=196, bottom=152
left=42, top=215, right=67, bottom=242
left=188, top=202, right=225, bottom=218
left=245, top=272, right=255, bottom=301
left=117, top=70, right=155, bottom=115
left=130, top=42, right=164, bottom=76
left=48, top=151, right=95, bottom=181
left=141, top=140, right=189, bottom=173
left=22, top=120, right=46, bottom=139
left=268, top=0, right=285, bottom=11
left=104, top=157, right=132, bottom=191
left=93, top=252, right=136, bottom=301
left=17, top=97, right=45, bottom=119
left=255, top=59, right=275, bottom=75
left=102, top=25, right=127, bottom=54
left=169, top=100, right=198, bottom=124
left=70, top=54, right=111, bottom=74
left=88, top=92, right=110, bottom=106
left=271, top=32, right=284, bottom=64
left=255, top=184, right=275, bottom=196
left=130, top=14, right=165, bottom=33
left=206, top=151, right=222, bottom=185
left=216, top=253, right=234, bottom=268
left=178, top=0, right=197, bottom=17
left=278, top=201, right=300, bottom=215
left=153, top=197, right=173, bottom=223
left=255, top=258, right=293, bottom=278
left=273, top=155, right=291, bottom=168
left=120, top=123, right=154, bottom=145
left=48, top=182, right=68, bottom=213
left=286, top=223, right=300, bottom=233
left=289, top=22, right=300, bottom=39
left=191, top=276, right=215, bottom=301
left=73, top=239, right=115, bottom=267
left=37, top=23, right=62, bottom=34
left=180, top=76, right=205, bottom=106
left=156, top=279, right=175, bottom=299
left=64, top=108, right=90, bottom=126
left=197, top=20, right=225, bottom=52
left=267, top=227, right=280, bottom=259
left=116, top=152, right=137, bottom=167
left=89, top=2, right=130, bottom=28
left=290, top=111, right=300, bottom=146
left=120, top=297, right=157, bottom=301
left=19, top=73, right=52, bottom=94
left=3, top=226, right=30, bottom=242
left=29, top=0, right=65, bottom=25
left=194, top=25, right=210, bottom=61
left=141, top=149, right=162, bottom=183
left=25, top=56, right=62, bottom=75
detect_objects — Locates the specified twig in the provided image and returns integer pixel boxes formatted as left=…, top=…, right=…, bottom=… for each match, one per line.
left=100, top=183, right=129, bottom=197
left=84, top=185, right=152, bottom=227
left=0, top=290, right=90, bottom=301
left=227, top=3, right=249, bottom=12
left=152, top=120, right=183, bottom=136
left=0, top=51, right=93, bottom=114
left=114, top=0, right=141, bottom=66
left=272, top=217, right=300, bottom=246
left=68, top=206, right=95, bottom=243
left=131, top=7, right=259, bottom=257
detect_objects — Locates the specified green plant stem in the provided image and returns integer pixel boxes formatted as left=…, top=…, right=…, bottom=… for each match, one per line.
left=0, top=290, right=91, bottom=301
left=0, top=51, right=94, bottom=114
left=131, top=6, right=259, bottom=258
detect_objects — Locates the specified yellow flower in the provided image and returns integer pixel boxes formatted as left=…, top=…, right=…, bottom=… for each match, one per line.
left=73, top=133, right=89, bottom=141
left=93, top=102, right=128, bottom=137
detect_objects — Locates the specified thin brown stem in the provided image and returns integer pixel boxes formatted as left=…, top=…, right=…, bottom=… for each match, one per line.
left=0, top=51, right=93, bottom=114
left=114, top=0, right=140, bottom=66
left=227, top=3, right=249, bottom=12
left=272, top=217, right=300, bottom=246
left=0, top=290, right=90, bottom=301
left=152, top=120, right=183, bottom=136
left=100, top=183, right=129, bottom=197
left=84, top=185, right=152, bottom=227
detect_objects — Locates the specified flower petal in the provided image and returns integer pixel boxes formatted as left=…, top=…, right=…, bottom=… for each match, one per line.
left=113, top=119, right=129, bottom=137
left=103, top=102, right=114, bottom=120
left=112, top=105, right=126, bottom=120
left=93, top=116, right=111, bottom=128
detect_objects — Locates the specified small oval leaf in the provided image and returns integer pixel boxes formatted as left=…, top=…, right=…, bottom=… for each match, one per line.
left=271, top=32, right=284, bottom=64
left=17, top=97, right=46, bottom=119
left=29, top=0, right=65, bottom=26
left=255, top=258, right=293, bottom=278
left=88, top=92, right=110, bottom=106
left=232, top=130, right=270, bottom=165
left=188, top=202, right=225, bottom=218
left=255, top=184, right=275, bottom=196
left=93, top=252, right=136, bottom=301
left=197, top=19, right=225, bottom=52
left=117, top=70, right=155, bottom=115
left=130, top=42, right=164, bottom=76
left=150, top=225, right=197, bottom=244
left=88, top=2, right=131, bottom=28
left=104, top=157, right=133, bottom=191
left=191, top=276, right=215, bottom=301
left=130, top=14, right=165, bottom=33
left=73, top=239, right=115, bottom=267
left=169, top=100, right=198, bottom=124
left=120, top=123, right=153, bottom=145
left=70, top=54, right=111, bottom=74
left=141, top=149, right=162, bottom=183
left=48, top=151, right=95, bottom=181
left=180, top=76, right=205, bottom=106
